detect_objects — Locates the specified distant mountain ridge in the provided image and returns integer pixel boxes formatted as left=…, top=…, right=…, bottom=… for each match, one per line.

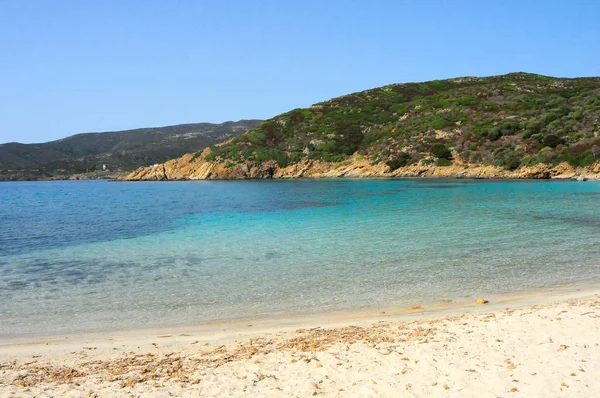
left=0, top=120, right=262, bottom=180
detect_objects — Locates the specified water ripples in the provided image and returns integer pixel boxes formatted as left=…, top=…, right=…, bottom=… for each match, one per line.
left=0, top=179, right=599, bottom=338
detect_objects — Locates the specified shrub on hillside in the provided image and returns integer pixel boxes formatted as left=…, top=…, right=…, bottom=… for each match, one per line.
left=436, top=158, right=452, bottom=166
left=431, top=143, right=452, bottom=159
left=542, top=134, right=564, bottom=148
left=561, top=151, right=596, bottom=167
left=386, top=152, right=411, bottom=171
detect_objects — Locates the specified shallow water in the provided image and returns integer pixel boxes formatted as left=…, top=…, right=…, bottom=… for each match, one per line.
left=0, top=179, right=599, bottom=338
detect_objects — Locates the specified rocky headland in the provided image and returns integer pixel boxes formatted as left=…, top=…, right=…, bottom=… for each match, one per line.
left=122, top=73, right=600, bottom=182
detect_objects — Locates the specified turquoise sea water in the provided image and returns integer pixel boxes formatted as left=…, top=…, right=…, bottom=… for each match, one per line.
left=1, top=179, right=599, bottom=339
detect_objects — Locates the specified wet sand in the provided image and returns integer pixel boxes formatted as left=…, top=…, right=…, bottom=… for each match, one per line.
left=1, top=287, right=599, bottom=397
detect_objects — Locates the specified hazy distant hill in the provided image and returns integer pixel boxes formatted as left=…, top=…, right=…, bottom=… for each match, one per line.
left=0, top=120, right=262, bottom=180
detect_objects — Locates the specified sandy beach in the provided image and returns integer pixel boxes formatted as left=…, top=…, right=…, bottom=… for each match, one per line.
left=1, top=287, right=599, bottom=397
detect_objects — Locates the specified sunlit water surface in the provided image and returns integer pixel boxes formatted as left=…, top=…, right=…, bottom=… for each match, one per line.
left=1, top=179, right=599, bottom=338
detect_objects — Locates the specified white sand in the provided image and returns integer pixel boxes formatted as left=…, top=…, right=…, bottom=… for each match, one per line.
left=1, top=290, right=599, bottom=397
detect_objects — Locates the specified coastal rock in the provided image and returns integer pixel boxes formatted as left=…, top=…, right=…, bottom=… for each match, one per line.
left=121, top=156, right=600, bottom=182
left=512, top=165, right=553, bottom=179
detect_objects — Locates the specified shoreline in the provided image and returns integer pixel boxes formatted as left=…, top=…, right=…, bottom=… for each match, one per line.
left=1, top=285, right=599, bottom=396
left=3, top=280, right=599, bottom=354
left=114, top=174, right=600, bottom=182
left=2, top=171, right=599, bottom=182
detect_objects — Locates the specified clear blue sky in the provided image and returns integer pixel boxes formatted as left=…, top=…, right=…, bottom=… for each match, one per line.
left=1, top=0, right=599, bottom=144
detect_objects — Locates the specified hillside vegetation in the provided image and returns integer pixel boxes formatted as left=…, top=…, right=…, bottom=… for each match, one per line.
left=198, top=73, right=599, bottom=173
left=0, top=120, right=261, bottom=180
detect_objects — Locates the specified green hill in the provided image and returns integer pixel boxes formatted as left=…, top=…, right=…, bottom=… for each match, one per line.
left=0, top=120, right=261, bottom=180
left=198, top=73, right=599, bottom=172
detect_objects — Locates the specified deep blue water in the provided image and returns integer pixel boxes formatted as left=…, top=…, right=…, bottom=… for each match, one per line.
left=0, top=179, right=599, bottom=338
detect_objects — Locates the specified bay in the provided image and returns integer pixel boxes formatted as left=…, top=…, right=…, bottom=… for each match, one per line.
left=0, top=179, right=599, bottom=338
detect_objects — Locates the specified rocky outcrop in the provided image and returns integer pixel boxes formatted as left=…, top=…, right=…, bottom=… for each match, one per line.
left=123, top=155, right=388, bottom=181
left=121, top=154, right=600, bottom=181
